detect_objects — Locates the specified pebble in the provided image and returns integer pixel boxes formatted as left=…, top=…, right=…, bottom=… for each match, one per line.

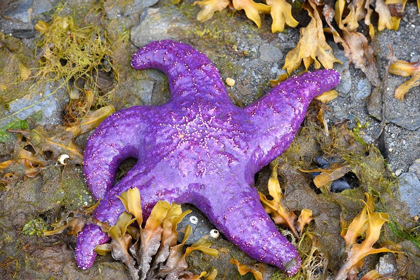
left=259, top=43, right=283, bottom=63
left=336, top=70, right=351, bottom=96
left=376, top=254, right=397, bottom=275
left=225, top=77, right=235, bottom=87
left=354, top=78, right=371, bottom=100
left=135, top=80, right=155, bottom=105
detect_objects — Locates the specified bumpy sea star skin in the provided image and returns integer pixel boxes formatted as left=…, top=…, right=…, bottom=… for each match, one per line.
left=76, top=40, right=340, bottom=275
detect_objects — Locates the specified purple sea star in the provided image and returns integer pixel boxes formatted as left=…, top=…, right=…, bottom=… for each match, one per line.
left=75, top=40, right=340, bottom=276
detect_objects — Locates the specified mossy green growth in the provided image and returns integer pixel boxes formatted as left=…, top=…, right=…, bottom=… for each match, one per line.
left=389, top=221, right=420, bottom=248
left=57, top=167, right=94, bottom=211
left=0, top=119, right=28, bottom=142
left=22, top=218, right=49, bottom=237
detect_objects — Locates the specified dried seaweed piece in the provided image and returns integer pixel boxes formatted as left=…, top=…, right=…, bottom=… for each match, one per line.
left=229, top=258, right=266, bottom=280
left=374, top=0, right=393, bottom=31
left=335, top=193, right=397, bottom=280
left=7, top=105, right=114, bottom=169
left=339, top=0, right=366, bottom=31
left=266, top=0, right=298, bottom=32
left=149, top=203, right=191, bottom=275
left=297, top=209, right=313, bottom=236
left=259, top=162, right=298, bottom=237
left=138, top=200, right=171, bottom=279
left=389, top=60, right=420, bottom=100
left=328, top=0, right=381, bottom=86
left=232, top=0, right=271, bottom=28
left=283, top=0, right=341, bottom=75
left=95, top=188, right=217, bottom=279
left=315, top=90, right=338, bottom=103
left=190, top=0, right=298, bottom=32
left=185, top=238, right=219, bottom=257
left=312, top=164, right=352, bottom=189
left=193, top=0, right=230, bottom=22
left=107, top=212, right=139, bottom=279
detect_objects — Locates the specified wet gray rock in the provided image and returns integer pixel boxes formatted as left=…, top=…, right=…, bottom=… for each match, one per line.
left=0, top=0, right=59, bottom=37
left=365, top=3, right=420, bottom=171
left=259, top=43, right=283, bottom=63
left=5, top=82, right=67, bottom=126
left=105, top=0, right=158, bottom=20
left=336, top=69, right=352, bottom=96
left=2, top=0, right=33, bottom=23
left=134, top=80, right=155, bottom=105
left=388, top=114, right=420, bottom=131
left=376, top=254, right=397, bottom=275
left=331, top=47, right=351, bottom=96
left=399, top=173, right=420, bottom=217
left=177, top=204, right=218, bottom=245
left=354, top=78, right=371, bottom=100
left=131, top=7, right=189, bottom=47
left=409, top=159, right=420, bottom=180
left=33, top=0, right=57, bottom=17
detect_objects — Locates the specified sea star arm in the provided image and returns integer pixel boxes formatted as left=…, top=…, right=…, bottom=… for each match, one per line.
left=245, top=70, right=340, bottom=171
left=131, top=40, right=230, bottom=101
left=83, top=106, right=150, bottom=200
left=192, top=183, right=301, bottom=276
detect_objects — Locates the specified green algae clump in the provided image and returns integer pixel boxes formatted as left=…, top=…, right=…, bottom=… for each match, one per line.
left=34, top=16, right=115, bottom=88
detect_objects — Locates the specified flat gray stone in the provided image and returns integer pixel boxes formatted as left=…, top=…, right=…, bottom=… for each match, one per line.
left=259, top=43, right=283, bottom=63
left=104, top=0, right=158, bottom=20
left=6, top=82, right=67, bottom=126
left=134, top=80, right=155, bottom=105
left=131, top=8, right=188, bottom=47
left=389, top=114, right=420, bottom=131
left=354, top=78, right=371, bottom=100
left=409, top=159, right=420, bottom=180
left=3, top=0, right=32, bottom=23
left=399, top=172, right=420, bottom=217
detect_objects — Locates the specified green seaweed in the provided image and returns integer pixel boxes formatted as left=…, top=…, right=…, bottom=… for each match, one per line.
left=22, top=218, right=49, bottom=237
left=0, top=119, right=28, bottom=143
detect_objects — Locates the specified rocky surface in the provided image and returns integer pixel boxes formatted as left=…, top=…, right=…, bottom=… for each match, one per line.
left=1, top=0, right=420, bottom=279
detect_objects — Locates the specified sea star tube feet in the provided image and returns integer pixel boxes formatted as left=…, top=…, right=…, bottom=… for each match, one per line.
left=76, top=39, right=340, bottom=276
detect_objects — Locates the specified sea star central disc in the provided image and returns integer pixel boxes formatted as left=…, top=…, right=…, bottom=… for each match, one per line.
left=75, top=40, right=340, bottom=276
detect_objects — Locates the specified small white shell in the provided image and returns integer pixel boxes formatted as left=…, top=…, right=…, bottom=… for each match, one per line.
left=210, top=229, right=219, bottom=239
left=189, top=216, right=198, bottom=224
left=58, top=154, right=69, bottom=165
